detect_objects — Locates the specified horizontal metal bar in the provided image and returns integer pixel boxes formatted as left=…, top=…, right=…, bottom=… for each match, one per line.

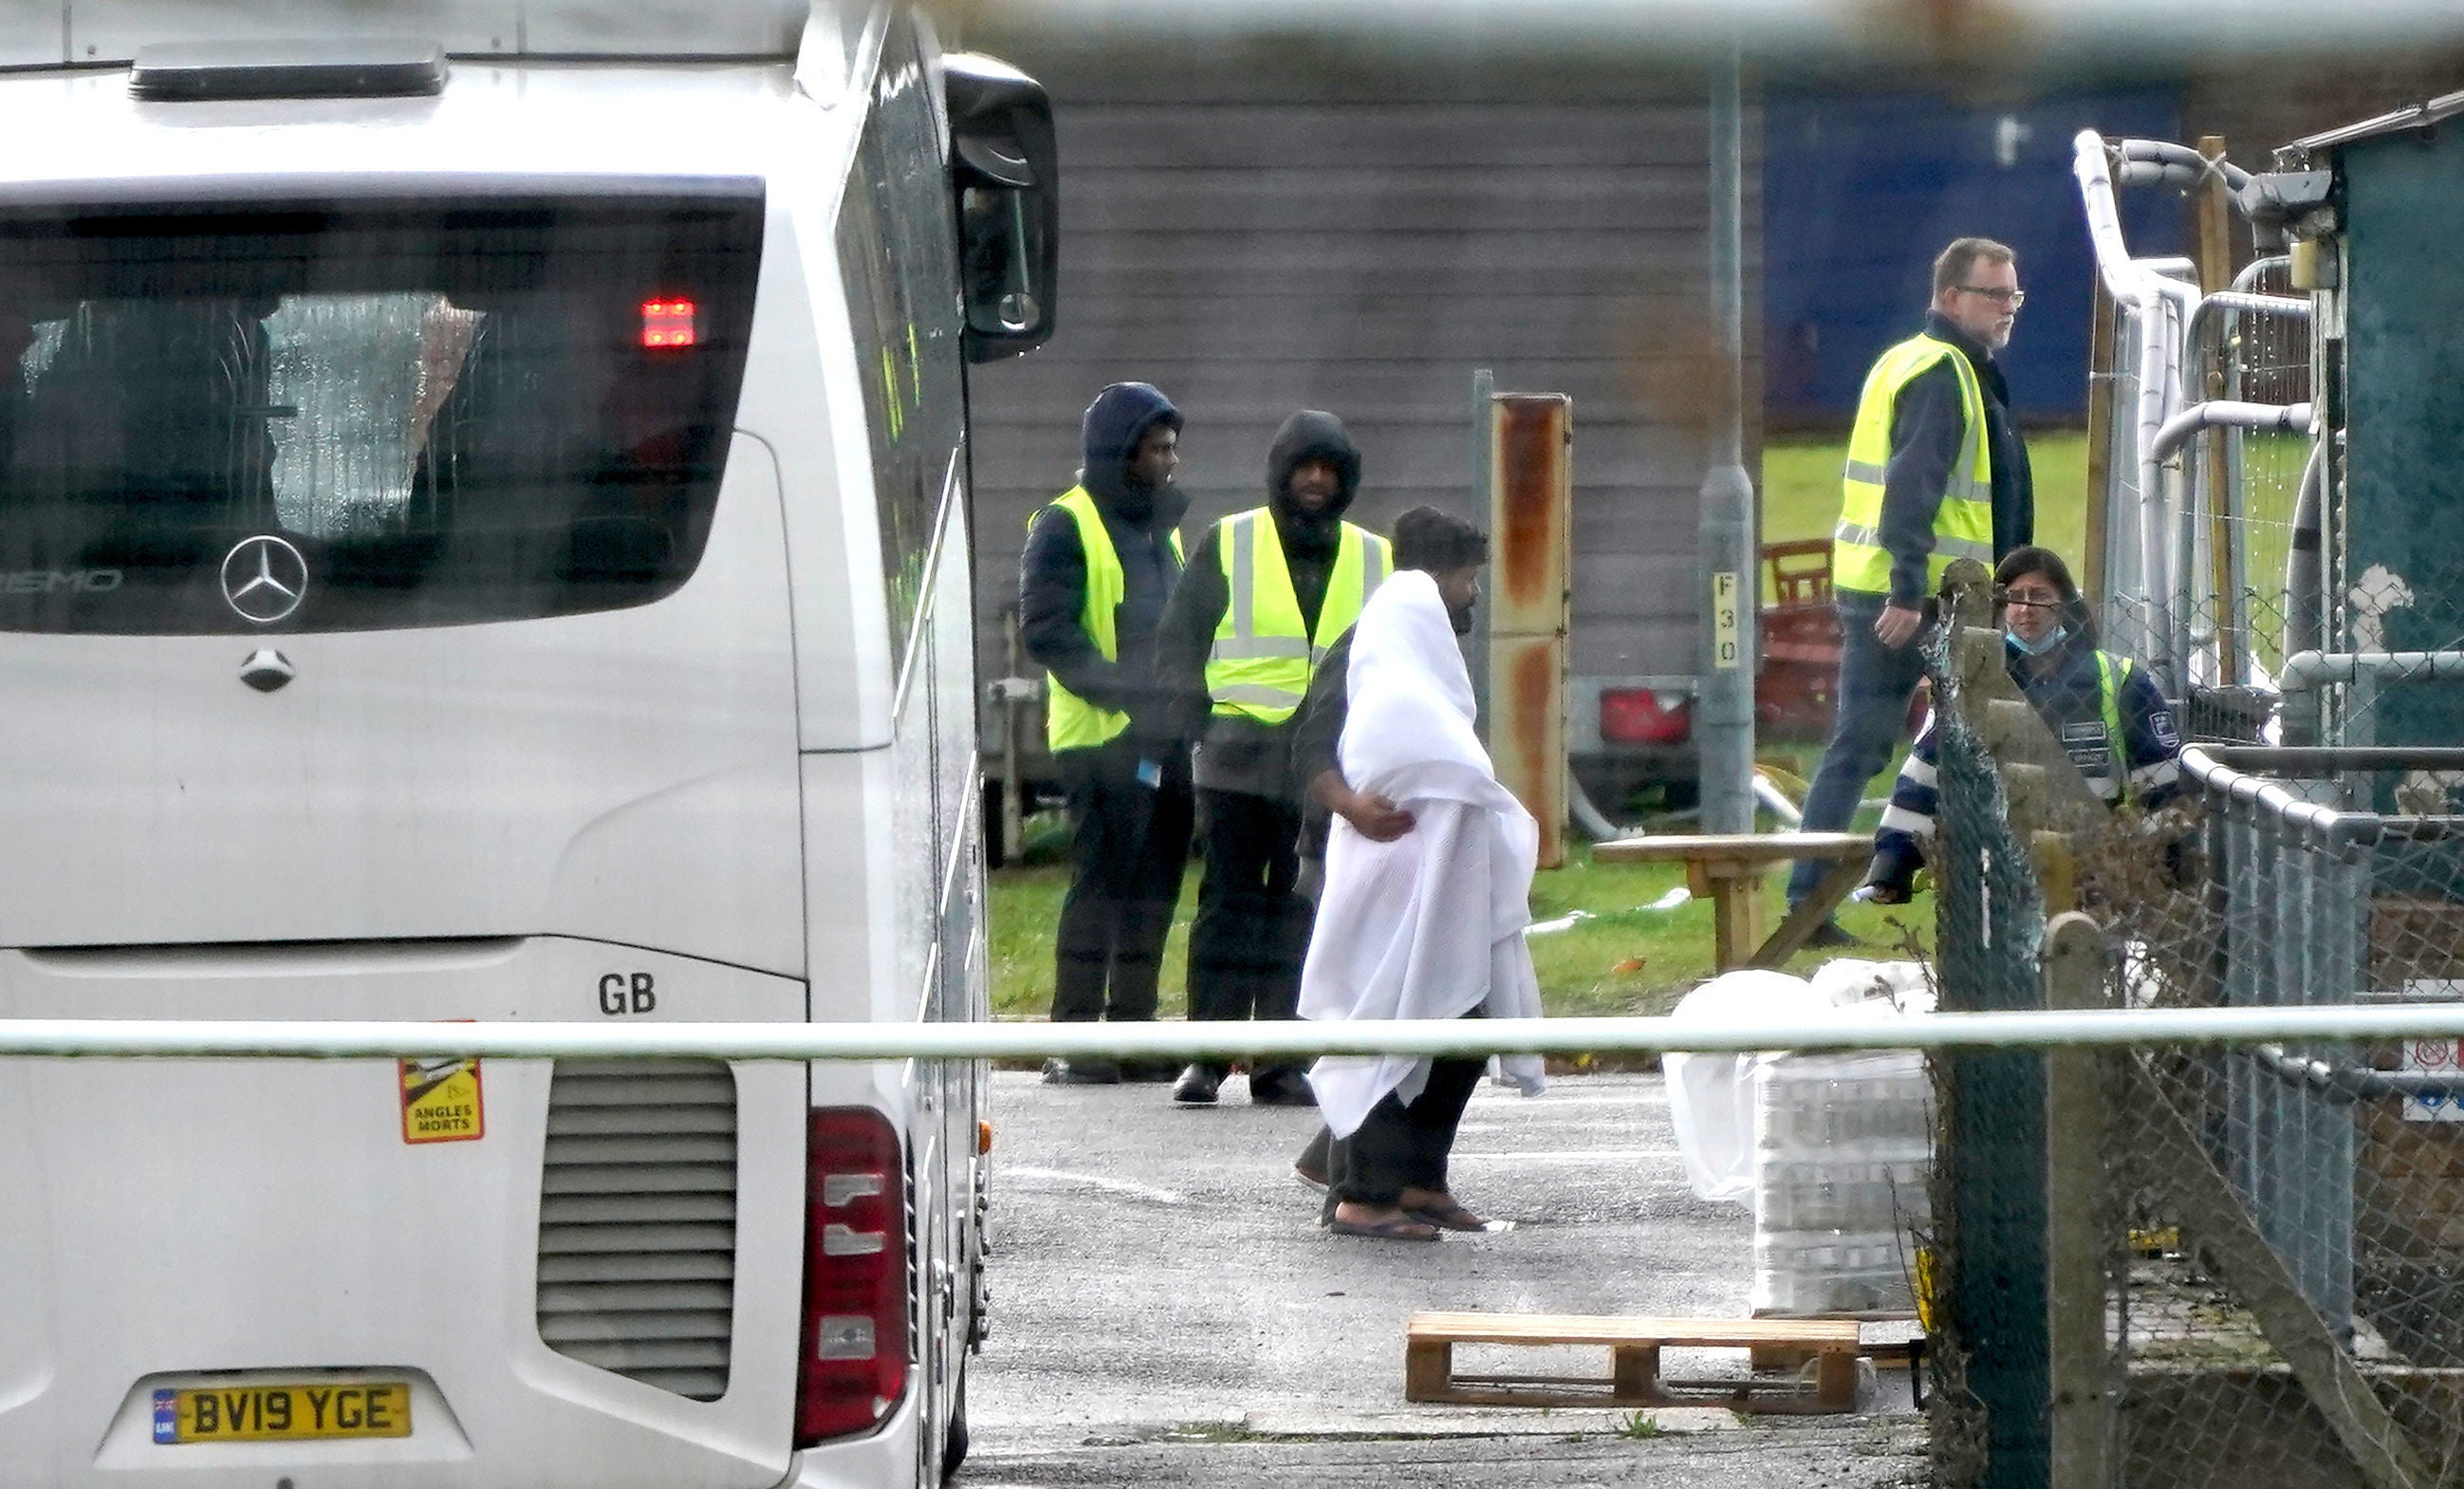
left=2179, top=744, right=2464, bottom=846
left=2147, top=399, right=2310, bottom=464
left=2280, top=649, right=2464, bottom=693
left=2116, top=139, right=2255, bottom=195
left=2232, top=255, right=2291, bottom=293
left=12, top=1005, right=2464, bottom=1062
left=2244, top=1042, right=2464, bottom=1105
left=2202, top=746, right=2464, bottom=772
left=2181, top=743, right=2371, bottom=846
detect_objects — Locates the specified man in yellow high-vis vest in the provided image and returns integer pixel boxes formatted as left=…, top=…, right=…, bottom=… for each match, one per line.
left=1156, top=410, right=1393, bottom=1107
left=1019, top=382, right=1194, bottom=1085
left=1787, top=237, right=2037, bottom=935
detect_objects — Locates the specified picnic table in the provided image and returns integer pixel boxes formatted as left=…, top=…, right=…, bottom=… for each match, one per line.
left=1589, top=831, right=1873, bottom=971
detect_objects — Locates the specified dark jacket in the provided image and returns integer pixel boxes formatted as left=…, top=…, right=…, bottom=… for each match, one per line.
left=1018, top=382, right=1186, bottom=747
left=1156, top=410, right=1364, bottom=800
left=1289, top=624, right=1355, bottom=856
left=1866, top=630, right=2182, bottom=895
left=1874, top=310, right=2035, bottom=605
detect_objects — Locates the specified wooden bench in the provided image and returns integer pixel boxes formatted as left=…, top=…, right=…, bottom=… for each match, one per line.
left=1403, top=1312, right=1863, bottom=1414
left=1589, top=831, right=1873, bottom=971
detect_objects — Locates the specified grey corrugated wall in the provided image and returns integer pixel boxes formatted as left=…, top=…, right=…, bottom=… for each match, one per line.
left=958, top=40, right=1761, bottom=756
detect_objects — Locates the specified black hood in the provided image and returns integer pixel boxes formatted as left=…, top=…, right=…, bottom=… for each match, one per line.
left=1079, top=382, right=1182, bottom=520
left=1265, top=409, right=1361, bottom=549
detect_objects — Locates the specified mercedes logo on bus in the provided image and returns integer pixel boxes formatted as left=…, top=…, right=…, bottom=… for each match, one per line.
left=220, top=535, right=308, bottom=624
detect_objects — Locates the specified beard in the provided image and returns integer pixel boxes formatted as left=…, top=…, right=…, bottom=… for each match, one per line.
left=1448, top=599, right=1475, bottom=635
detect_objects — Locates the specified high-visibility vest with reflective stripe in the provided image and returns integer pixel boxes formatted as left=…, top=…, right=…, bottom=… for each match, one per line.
left=2094, top=651, right=2131, bottom=801
left=1205, top=510, right=1390, bottom=725
left=1833, top=332, right=1996, bottom=596
left=1038, top=486, right=1184, bottom=753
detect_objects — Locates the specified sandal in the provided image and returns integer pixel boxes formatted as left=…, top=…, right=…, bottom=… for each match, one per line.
left=1406, top=1201, right=1490, bottom=1233
left=1326, top=1213, right=1442, bottom=1242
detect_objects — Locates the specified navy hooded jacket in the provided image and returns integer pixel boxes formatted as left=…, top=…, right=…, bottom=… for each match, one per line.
left=1017, top=382, right=1186, bottom=743
left=1865, top=629, right=2182, bottom=896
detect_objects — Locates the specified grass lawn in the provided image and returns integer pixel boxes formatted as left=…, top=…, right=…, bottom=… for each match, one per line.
left=988, top=431, right=2063, bottom=1023
left=990, top=842, right=1931, bottom=1022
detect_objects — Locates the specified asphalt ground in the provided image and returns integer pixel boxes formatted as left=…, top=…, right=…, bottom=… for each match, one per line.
left=962, top=1068, right=1927, bottom=1488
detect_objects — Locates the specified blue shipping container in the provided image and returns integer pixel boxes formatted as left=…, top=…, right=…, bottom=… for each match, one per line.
left=1764, top=87, right=2188, bottom=425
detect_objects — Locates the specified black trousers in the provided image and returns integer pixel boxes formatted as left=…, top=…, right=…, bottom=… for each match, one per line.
left=1051, top=739, right=1194, bottom=1025
left=1185, top=788, right=1311, bottom=1078
left=1329, top=1054, right=1487, bottom=1205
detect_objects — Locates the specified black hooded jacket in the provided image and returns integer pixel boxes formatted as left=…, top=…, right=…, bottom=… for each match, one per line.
left=1156, top=410, right=1365, bottom=798
left=1018, top=382, right=1186, bottom=744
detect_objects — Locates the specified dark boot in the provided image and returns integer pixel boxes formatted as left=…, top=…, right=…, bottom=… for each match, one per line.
left=1172, top=1063, right=1223, bottom=1105
left=1041, top=1057, right=1121, bottom=1086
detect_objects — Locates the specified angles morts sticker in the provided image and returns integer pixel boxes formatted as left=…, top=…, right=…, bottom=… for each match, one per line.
left=400, top=1054, right=485, bottom=1145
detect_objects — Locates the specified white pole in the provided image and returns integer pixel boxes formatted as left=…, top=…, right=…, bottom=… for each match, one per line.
left=13, top=1007, right=2464, bottom=1061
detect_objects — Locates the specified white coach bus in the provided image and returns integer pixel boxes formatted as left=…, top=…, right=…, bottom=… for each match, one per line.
left=0, top=4, right=1051, bottom=1485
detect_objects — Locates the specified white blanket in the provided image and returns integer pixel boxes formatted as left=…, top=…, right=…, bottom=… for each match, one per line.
left=1301, top=569, right=1547, bottom=1139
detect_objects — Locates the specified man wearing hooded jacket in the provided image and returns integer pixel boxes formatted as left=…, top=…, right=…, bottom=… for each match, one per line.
left=1157, top=410, right=1393, bottom=1106
left=1020, top=382, right=1193, bottom=1085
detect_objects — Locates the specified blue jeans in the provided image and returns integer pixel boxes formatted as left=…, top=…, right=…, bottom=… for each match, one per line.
left=1788, top=591, right=1930, bottom=904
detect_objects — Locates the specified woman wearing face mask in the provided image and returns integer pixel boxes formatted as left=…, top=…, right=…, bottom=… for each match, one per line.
left=1860, top=546, right=2184, bottom=903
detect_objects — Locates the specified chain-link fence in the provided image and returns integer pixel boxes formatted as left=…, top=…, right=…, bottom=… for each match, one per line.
left=2084, top=746, right=2464, bottom=1489
left=1921, top=595, right=2056, bottom=1488
left=1923, top=549, right=2464, bottom=1486
left=2094, top=254, right=2316, bottom=743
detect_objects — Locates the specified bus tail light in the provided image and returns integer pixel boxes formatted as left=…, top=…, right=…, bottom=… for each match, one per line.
left=794, top=1107, right=908, bottom=1444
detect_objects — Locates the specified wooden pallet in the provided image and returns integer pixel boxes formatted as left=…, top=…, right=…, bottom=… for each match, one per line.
left=1747, top=1311, right=1923, bottom=1368
left=1747, top=1312, right=1928, bottom=1405
left=1403, top=1312, right=1863, bottom=1414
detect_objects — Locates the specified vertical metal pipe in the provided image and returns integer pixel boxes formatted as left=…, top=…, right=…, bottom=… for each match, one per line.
left=2285, top=442, right=2325, bottom=744
left=2222, top=325, right=2251, bottom=687
left=1470, top=366, right=1495, bottom=742
left=1696, top=52, right=1755, bottom=835
left=2310, top=838, right=2362, bottom=1337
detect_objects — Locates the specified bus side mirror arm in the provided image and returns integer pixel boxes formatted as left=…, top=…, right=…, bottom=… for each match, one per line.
left=942, top=52, right=1058, bottom=364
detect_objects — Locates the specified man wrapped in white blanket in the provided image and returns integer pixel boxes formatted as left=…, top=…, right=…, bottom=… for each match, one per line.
left=1302, top=552, right=1545, bottom=1242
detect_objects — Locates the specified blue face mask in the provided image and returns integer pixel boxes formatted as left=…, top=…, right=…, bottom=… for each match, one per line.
left=2008, top=622, right=2067, bottom=657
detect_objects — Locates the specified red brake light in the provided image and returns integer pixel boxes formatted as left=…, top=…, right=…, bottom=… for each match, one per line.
left=640, top=298, right=698, bottom=348
left=795, top=1107, right=909, bottom=1444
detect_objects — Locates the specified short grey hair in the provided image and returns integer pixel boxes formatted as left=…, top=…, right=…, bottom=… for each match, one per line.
left=1934, top=237, right=2016, bottom=297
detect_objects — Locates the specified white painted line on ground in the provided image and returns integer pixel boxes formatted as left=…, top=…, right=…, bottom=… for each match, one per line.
left=1450, top=1147, right=1681, bottom=1163
left=1456, top=1119, right=1664, bottom=1135
left=1469, top=1091, right=1666, bottom=1107
left=1002, top=1166, right=1193, bottom=1206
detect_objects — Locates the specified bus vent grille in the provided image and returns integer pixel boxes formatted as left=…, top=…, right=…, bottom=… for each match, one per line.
left=536, top=1058, right=738, bottom=1401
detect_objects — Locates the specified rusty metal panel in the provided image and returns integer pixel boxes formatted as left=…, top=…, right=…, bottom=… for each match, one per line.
left=1489, top=393, right=1570, bottom=868
left=1490, top=636, right=1567, bottom=871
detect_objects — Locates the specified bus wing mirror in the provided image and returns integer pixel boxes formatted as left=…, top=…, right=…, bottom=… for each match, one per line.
left=943, top=52, right=1057, bottom=363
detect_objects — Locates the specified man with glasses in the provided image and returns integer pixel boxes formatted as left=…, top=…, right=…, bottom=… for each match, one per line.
left=1787, top=236, right=2037, bottom=941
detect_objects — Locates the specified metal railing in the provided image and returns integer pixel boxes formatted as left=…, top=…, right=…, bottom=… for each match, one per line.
left=22, top=1008, right=2464, bottom=1062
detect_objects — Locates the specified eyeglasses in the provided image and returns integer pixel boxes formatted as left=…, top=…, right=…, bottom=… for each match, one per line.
left=1958, top=285, right=2027, bottom=308
left=1998, top=591, right=2064, bottom=610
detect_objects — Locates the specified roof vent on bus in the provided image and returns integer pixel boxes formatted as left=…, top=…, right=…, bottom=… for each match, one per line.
left=536, top=1059, right=738, bottom=1401
left=128, top=39, right=446, bottom=102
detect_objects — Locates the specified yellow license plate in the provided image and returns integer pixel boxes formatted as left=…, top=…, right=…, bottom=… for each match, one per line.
left=151, top=1383, right=411, bottom=1444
